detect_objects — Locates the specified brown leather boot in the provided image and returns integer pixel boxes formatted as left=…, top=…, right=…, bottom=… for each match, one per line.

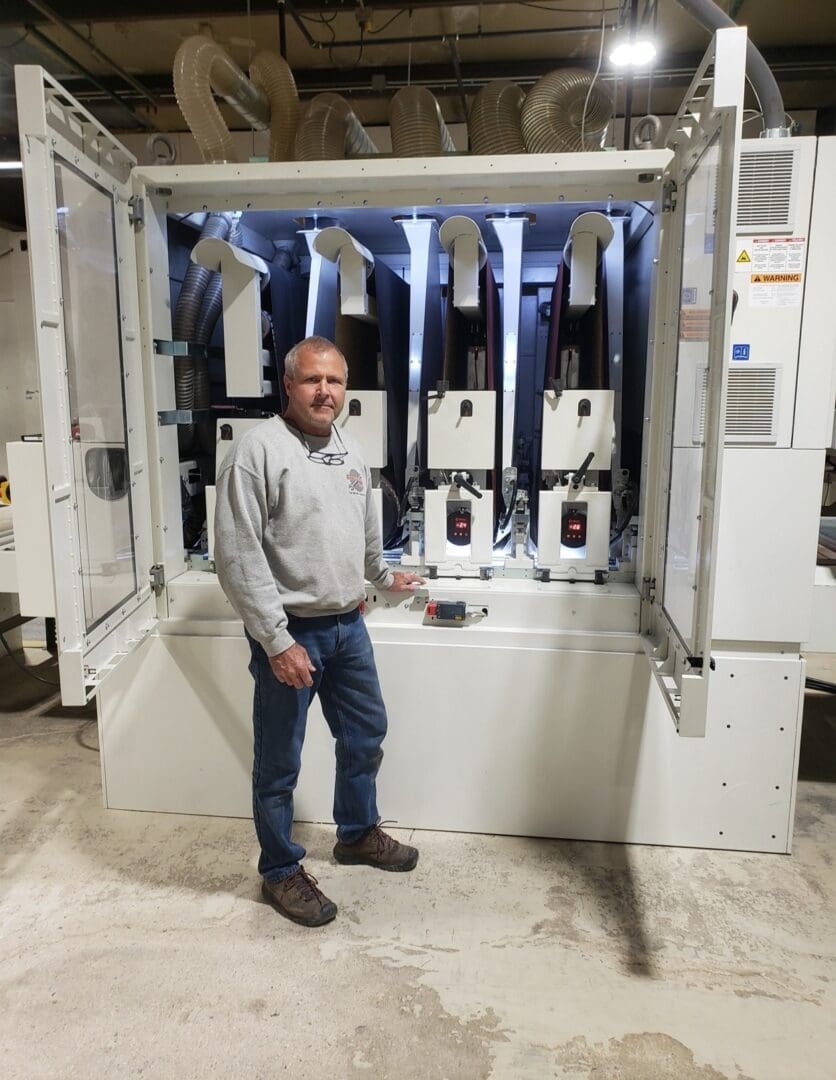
left=261, top=867, right=337, bottom=927
left=333, top=825, right=419, bottom=872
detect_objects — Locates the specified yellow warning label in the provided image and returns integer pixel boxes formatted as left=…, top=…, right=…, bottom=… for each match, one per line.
left=751, top=273, right=802, bottom=284
left=736, top=249, right=751, bottom=263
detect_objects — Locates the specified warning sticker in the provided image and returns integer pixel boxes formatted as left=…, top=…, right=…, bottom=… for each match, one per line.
left=751, top=273, right=802, bottom=283
left=750, top=271, right=803, bottom=308
left=736, top=248, right=751, bottom=266
left=752, top=236, right=806, bottom=273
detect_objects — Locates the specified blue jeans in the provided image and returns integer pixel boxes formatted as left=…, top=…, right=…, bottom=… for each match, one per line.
left=246, top=607, right=388, bottom=882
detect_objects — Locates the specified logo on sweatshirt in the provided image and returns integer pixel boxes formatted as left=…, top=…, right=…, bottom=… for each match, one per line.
left=346, top=468, right=365, bottom=495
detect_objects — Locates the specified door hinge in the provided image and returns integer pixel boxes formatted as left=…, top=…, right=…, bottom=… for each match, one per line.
left=129, top=196, right=145, bottom=231
left=150, top=563, right=165, bottom=593
left=642, top=576, right=657, bottom=603
left=662, top=180, right=677, bottom=212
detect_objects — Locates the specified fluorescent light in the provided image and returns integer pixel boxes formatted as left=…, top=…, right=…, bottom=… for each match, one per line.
left=0, top=161, right=23, bottom=172
left=609, top=40, right=657, bottom=68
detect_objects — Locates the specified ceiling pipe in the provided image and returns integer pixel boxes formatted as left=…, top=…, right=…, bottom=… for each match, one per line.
left=22, top=0, right=158, bottom=107
left=24, top=24, right=154, bottom=130
left=673, top=0, right=790, bottom=136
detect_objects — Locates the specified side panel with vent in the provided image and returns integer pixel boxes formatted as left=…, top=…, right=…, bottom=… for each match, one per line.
left=731, top=138, right=816, bottom=448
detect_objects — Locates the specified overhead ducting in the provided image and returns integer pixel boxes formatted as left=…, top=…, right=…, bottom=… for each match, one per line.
left=172, top=35, right=270, bottom=164
left=469, top=81, right=527, bottom=155
left=389, top=86, right=456, bottom=157
left=520, top=69, right=612, bottom=153
left=249, top=51, right=300, bottom=162
left=294, top=93, right=378, bottom=160
left=674, top=0, right=789, bottom=137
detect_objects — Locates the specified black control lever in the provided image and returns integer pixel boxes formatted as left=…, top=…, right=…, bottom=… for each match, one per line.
left=453, top=472, right=483, bottom=499
left=571, top=452, right=595, bottom=490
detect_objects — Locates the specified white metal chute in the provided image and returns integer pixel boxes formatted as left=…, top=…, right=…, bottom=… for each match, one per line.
left=439, top=216, right=487, bottom=319
left=313, top=226, right=376, bottom=323
left=562, top=211, right=615, bottom=318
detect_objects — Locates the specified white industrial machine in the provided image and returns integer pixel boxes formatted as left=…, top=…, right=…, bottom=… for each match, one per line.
left=9, top=28, right=836, bottom=853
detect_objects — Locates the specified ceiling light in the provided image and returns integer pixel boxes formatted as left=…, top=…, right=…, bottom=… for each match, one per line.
left=609, top=40, right=657, bottom=68
left=0, top=161, right=23, bottom=172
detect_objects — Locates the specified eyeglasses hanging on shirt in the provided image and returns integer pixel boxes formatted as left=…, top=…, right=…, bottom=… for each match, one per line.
left=300, top=424, right=348, bottom=466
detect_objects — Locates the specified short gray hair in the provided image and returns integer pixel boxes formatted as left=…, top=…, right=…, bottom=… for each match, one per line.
left=283, top=336, right=347, bottom=381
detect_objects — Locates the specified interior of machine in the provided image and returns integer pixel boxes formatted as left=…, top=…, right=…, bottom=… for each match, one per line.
left=165, top=193, right=659, bottom=586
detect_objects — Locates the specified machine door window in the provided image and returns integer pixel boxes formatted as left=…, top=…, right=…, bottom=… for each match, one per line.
left=645, top=28, right=746, bottom=735
left=15, top=66, right=156, bottom=705
left=55, top=161, right=138, bottom=633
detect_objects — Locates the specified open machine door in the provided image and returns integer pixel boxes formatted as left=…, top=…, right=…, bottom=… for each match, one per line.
left=642, top=29, right=746, bottom=736
left=15, top=67, right=157, bottom=705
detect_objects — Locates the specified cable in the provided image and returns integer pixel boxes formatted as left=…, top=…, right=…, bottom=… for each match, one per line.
left=806, top=677, right=836, bottom=695
left=367, top=9, right=407, bottom=34
left=581, top=0, right=608, bottom=150
left=0, top=630, right=60, bottom=687
left=519, top=2, right=619, bottom=11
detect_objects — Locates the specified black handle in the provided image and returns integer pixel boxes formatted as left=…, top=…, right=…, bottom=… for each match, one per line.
left=453, top=472, right=483, bottom=499
left=572, top=451, right=595, bottom=489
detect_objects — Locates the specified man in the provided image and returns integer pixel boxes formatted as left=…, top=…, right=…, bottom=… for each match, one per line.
left=214, top=335, right=424, bottom=927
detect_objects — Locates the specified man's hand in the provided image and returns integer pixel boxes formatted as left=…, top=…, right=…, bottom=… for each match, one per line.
left=387, top=571, right=426, bottom=592
left=268, top=643, right=316, bottom=689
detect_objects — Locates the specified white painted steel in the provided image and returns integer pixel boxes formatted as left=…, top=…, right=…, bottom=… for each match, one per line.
left=191, top=237, right=269, bottom=398
left=541, top=390, right=615, bottom=471
left=438, top=215, right=486, bottom=318
left=427, top=391, right=496, bottom=470
left=795, top=137, right=836, bottom=451
left=424, top=485, right=493, bottom=567
left=15, top=66, right=157, bottom=704
left=712, top=448, right=823, bottom=643
left=562, top=212, right=614, bottom=318
left=7, top=441, right=54, bottom=616
left=537, top=489, right=611, bottom=573
left=97, top=629, right=803, bottom=853
left=806, top=567, right=836, bottom=653
left=313, top=226, right=376, bottom=323
left=337, top=390, right=387, bottom=468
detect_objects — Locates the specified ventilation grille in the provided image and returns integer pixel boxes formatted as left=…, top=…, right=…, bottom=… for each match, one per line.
left=693, top=366, right=780, bottom=444
left=736, top=149, right=796, bottom=231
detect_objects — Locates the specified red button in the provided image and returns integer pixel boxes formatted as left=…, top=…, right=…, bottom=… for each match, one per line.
left=426, top=601, right=438, bottom=617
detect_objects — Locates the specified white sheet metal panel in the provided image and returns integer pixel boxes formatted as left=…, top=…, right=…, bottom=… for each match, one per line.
left=712, top=448, right=823, bottom=643
left=7, top=441, right=54, bottom=617
left=424, top=485, right=493, bottom=566
left=97, top=629, right=803, bottom=853
left=795, top=137, right=836, bottom=450
left=729, top=139, right=816, bottom=449
left=806, top=567, right=836, bottom=653
left=541, top=390, right=615, bottom=471
left=537, top=489, right=610, bottom=572
left=336, top=390, right=387, bottom=469
left=427, top=391, right=496, bottom=470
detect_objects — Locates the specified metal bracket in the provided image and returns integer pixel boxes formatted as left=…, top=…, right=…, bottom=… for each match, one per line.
left=128, top=195, right=144, bottom=231
left=662, top=179, right=678, bottom=212
left=642, top=576, right=657, bottom=603
left=150, top=564, right=165, bottom=594
left=157, top=409, right=212, bottom=426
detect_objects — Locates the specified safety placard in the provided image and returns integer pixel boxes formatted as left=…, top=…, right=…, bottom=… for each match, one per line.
left=752, top=236, right=806, bottom=272
left=744, top=237, right=806, bottom=306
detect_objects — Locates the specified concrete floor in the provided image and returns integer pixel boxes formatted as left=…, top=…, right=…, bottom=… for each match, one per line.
left=1, top=649, right=834, bottom=1080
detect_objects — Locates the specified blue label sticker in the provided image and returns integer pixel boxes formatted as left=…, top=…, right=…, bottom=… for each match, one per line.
left=732, top=344, right=750, bottom=361
left=681, top=287, right=697, bottom=305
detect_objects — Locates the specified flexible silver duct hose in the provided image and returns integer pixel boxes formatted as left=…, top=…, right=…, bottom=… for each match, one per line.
left=249, top=51, right=300, bottom=161
left=469, top=81, right=527, bottom=155
left=294, top=93, right=378, bottom=160
left=521, top=69, right=612, bottom=153
left=674, top=0, right=788, bottom=136
left=173, top=35, right=269, bottom=164
left=389, top=86, right=456, bottom=157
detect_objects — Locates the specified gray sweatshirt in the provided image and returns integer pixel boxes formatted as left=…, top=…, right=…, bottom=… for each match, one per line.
left=214, top=416, right=394, bottom=655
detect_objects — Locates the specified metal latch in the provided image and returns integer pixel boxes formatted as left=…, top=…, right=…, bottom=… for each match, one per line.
left=642, top=576, right=657, bottom=603
left=150, top=564, right=165, bottom=594
left=662, top=180, right=677, bottom=213
left=129, top=196, right=145, bottom=231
